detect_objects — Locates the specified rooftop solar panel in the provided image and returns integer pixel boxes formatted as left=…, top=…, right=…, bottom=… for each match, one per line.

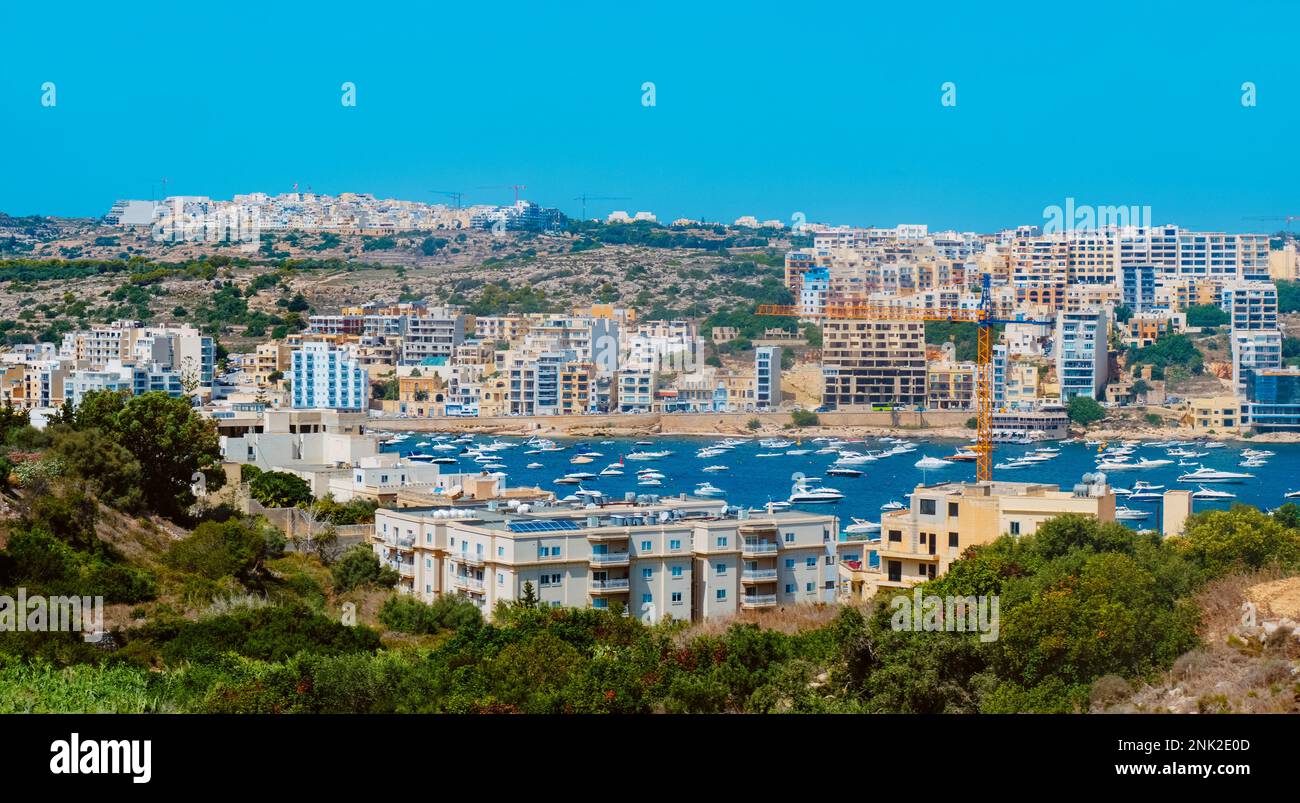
left=507, top=519, right=582, bottom=533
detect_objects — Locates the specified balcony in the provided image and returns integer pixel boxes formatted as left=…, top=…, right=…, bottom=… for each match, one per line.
left=740, top=594, right=778, bottom=608
left=741, top=569, right=778, bottom=583
left=741, top=541, right=778, bottom=556
left=589, top=552, right=630, bottom=567
left=452, top=575, right=484, bottom=592
left=586, top=529, right=630, bottom=542
left=589, top=578, right=631, bottom=594
left=454, top=552, right=485, bottom=567
left=390, top=561, right=415, bottom=578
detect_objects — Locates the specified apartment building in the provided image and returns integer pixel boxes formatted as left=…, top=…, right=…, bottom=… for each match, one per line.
left=558, top=362, right=595, bottom=414
left=755, top=346, right=782, bottom=409
left=1244, top=368, right=1300, bottom=432
left=60, top=320, right=214, bottom=388
left=1120, top=264, right=1157, bottom=312
left=624, top=320, right=698, bottom=372
left=1230, top=329, right=1282, bottom=396
left=371, top=499, right=848, bottom=622
left=1220, top=281, right=1278, bottom=330
left=926, top=360, right=976, bottom=410
left=615, top=369, right=656, bottom=413
left=1055, top=308, right=1109, bottom=401
left=1183, top=396, right=1243, bottom=433
left=821, top=320, right=926, bottom=409
left=1123, top=311, right=1185, bottom=349
left=867, top=479, right=1116, bottom=593
left=290, top=342, right=368, bottom=410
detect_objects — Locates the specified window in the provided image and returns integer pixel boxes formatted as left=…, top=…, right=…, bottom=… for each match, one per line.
left=825, top=555, right=836, bottom=565
left=426, top=533, right=432, bottom=544
left=948, top=532, right=959, bottom=547
left=671, top=592, right=682, bottom=604
left=715, top=589, right=726, bottom=600
left=889, top=530, right=902, bottom=542
left=497, top=573, right=504, bottom=585
left=784, top=532, right=795, bottom=543
left=715, top=536, right=728, bottom=548
left=425, top=558, right=432, bottom=568
left=805, top=557, right=816, bottom=568
left=642, top=593, right=652, bottom=604
left=715, top=563, right=726, bottom=575
left=669, top=539, right=682, bottom=551
left=671, top=565, right=683, bottom=578
left=785, top=558, right=795, bottom=569
left=806, top=582, right=814, bottom=592
left=642, top=568, right=652, bottom=579
left=449, top=537, right=455, bottom=547
left=919, top=533, right=927, bottom=545
left=920, top=499, right=936, bottom=515
left=593, top=598, right=609, bottom=610
left=785, top=584, right=795, bottom=594
left=497, top=546, right=504, bottom=557
left=641, top=540, right=652, bottom=551
left=539, top=546, right=550, bottom=557
left=948, top=502, right=959, bottom=517
left=1009, top=521, right=1021, bottom=536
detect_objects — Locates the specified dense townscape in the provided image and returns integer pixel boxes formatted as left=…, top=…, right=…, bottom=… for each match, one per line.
left=1, top=193, right=1299, bottom=715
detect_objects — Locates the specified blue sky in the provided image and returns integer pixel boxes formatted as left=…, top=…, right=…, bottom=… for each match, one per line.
left=1, top=0, right=1297, bottom=232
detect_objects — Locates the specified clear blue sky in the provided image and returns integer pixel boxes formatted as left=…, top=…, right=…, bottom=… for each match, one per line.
left=1, top=0, right=1297, bottom=232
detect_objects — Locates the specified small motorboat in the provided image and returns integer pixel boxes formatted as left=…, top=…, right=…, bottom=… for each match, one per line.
left=914, top=456, right=953, bottom=470
left=1193, top=486, right=1236, bottom=500
left=826, top=467, right=864, bottom=477
left=694, top=482, right=725, bottom=497
left=843, top=518, right=881, bottom=535
left=702, top=465, right=729, bottom=473
left=880, top=500, right=905, bottom=512
left=526, top=462, right=544, bottom=469
left=1114, top=506, right=1151, bottom=521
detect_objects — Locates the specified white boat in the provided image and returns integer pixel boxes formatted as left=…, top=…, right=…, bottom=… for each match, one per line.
left=834, top=451, right=875, bottom=465
left=599, top=466, right=624, bottom=476
left=1096, top=460, right=1140, bottom=471
left=432, top=443, right=458, bottom=451
left=880, top=500, right=905, bottom=512
left=788, top=482, right=845, bottom=504
left=1127, top=490, right=1162, bottom=502
left=637, top=477, right=663, bottom=487
left=995, top=460, right=1030, bottom=469
left=1285, top=490, right=1300, bottom=499
left=754, top=452, right=784, bottom=458
left=564, top=471, right=598, bottom=481
left=526, top=462, right=544, bottom=469
left=701, top=465, right=729, bottom=473
left=785, top=448, right=812, bottom=456
left=415, top=440, right=431, bottom=447
left=844, top=518, right=881, bottom=534
left=1193, top=486, right=1236, bottom=500
left=431, top=456, right=458, bottom=465
left=826, top=467, right=863, bottom=477
left=914, top=456, right=953, bottom=470
left=1134, top=458, right=1174, bottom=469
left=1114, top=506, right=1151, bottom=521
left=694, top=483, right=725, bottom=497
left=1177, top=466, right=1253, bottom=483
left=1133, top=481, right=1164, bottom=491
left=574, top=486, right=604, bottom=500
left=759, top=438, right=795, bottom=448
left=624, top=450, right=672, bottom=461
left=406, top=452, right=438, bottom=461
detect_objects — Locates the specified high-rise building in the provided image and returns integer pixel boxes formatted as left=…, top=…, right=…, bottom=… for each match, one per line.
left=755, top=346, right=782, bottom=409
left=1055, top=308, right=1109, bottom=401
left=291, top=342, right=368, bottom=410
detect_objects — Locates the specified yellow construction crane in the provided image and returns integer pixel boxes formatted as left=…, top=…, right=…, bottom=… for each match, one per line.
left=759, top=274, right=1049, bottom=482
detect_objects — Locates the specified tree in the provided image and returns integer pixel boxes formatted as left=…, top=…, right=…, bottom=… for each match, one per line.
left=1185, top=303, right=1229, bottom=329
left=1174, top=506, right=1300, bottom=578
left=48, top=426, right=145, bottom=512
left=248, top=470, right=313, bottom=508
left=790, top=409, right=819, bottom=427
left=165, top=517, right=283, bottom=583
left=1066, top=396, right=1105, bottom=425
left=516, top=580, right=539, bottom=609
left=112, top=392, right=225, bottom=516
left=331, top=545, right=399, bottom=593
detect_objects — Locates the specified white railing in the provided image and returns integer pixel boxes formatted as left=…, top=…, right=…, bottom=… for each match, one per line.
left=589, top=553, right=630, bottom=564
left=590, top=578, right=631, bottom=590
left=741, top=542, right=778, bottom=555
left=741, top=569, right=778, bottom=582
left=741, top=593, right=778, bottom=606
left=454, top=576, right=484, bottom=591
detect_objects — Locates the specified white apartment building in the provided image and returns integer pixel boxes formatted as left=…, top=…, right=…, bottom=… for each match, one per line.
left=623, top=320, right=699, bottom=372
left=372, top=500, right=851, bottom=622
left=1231, top=329, right=1283, bottom=396
left=1055, top=308, right=1109, bottom=401
left=1221, top=280, right=1278, bottom=330
left=290, top=342, right=368, bottom=410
